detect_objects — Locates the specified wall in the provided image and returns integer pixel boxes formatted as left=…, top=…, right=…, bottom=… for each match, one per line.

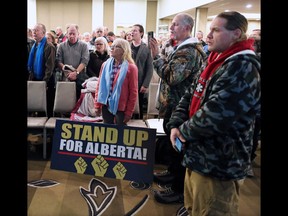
left=103, top=0, right=114, bottom=33
left=27, top=0, right=37, bottom=28
left=37, top=0, right=92, bottom=34
left=157, top=0, right=214, bottom=19
left=146, top=1, right=157, bottom=33
left=247, top=20, right=261, bottom=35
left=114, top=0, right=147, bottom=35
left=28, top=0, right=260, bottom=38
left=92, top=0, right=104, bottom=31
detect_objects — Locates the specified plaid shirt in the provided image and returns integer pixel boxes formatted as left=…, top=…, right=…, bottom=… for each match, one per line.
left=109, top=63, right=122, bottom=96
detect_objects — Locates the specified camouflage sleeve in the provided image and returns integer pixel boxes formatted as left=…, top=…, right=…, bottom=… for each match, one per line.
left=166, top=83, right=194, bottom=130
left=153, top=46, right=202, bottom=86
left=170, top=58, right=261, bottom=142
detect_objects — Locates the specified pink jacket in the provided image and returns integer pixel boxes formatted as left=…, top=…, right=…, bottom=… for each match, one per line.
left=94, top=62, right=138, bottom=117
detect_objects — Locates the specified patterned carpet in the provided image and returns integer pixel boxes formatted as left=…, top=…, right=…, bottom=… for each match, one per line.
left=27, top=138, right=260, bottom=216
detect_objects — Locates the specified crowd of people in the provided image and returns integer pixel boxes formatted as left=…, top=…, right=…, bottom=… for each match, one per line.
left=27, top=10, right=261, bottom=215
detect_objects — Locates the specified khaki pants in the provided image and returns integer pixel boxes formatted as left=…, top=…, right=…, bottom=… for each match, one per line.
left=184, top=169, right=244, bottom=216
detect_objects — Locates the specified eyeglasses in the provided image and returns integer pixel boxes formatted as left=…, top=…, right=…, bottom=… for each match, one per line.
left=95, top=43, right=104, bottom=46
left=110, top=45, right=122, bottom=49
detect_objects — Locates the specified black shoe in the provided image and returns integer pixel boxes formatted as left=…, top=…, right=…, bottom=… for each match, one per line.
left=153, top=170, right=175, bottom=184
left=154, top=169, right=170, bottom=177
left=176, top=205, right=189, bottom=216
left=157, top=181, right=172, bottom=190
left=154, top=188, right=184, bottom=204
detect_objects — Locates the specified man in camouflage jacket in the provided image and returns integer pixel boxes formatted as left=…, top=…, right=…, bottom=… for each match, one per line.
left=150, top=12, right=206, bottom=204
left=166, top=11, right=261, bottom=215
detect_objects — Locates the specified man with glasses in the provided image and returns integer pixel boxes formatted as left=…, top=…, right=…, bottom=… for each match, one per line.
left=94, top=38, right=138, bottom=125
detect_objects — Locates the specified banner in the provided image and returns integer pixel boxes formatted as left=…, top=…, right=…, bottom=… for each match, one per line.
left=50, top=119, right=157, bottom=183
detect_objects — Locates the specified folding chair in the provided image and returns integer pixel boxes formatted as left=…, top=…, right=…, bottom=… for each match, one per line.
left=44, top=82, right=77, bottom=157
left=27, top=81, right=48, bottom=159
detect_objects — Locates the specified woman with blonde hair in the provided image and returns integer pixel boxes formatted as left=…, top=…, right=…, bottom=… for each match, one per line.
left=94, top=38, right=138, bottom=125
left=86, top=36, right=110, bottom=77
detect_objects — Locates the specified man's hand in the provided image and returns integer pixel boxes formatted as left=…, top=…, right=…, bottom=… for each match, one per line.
left=140, top=86, right=148, bottom=93
left=150, top=37, right=160, bottom=59
left=67, top=71, right=78, bottom=81
left=170, top=128, right=186, bottom=151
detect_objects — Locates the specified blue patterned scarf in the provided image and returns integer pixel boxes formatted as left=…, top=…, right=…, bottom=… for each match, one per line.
left=27, top=37, right=47, bottom=80
left=97, top=57, right=128, bottom=115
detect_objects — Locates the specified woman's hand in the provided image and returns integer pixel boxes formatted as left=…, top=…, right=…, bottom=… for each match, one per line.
left=123, top=115, right=131, bottom=124
left=95, top=108, right=101, bottom=116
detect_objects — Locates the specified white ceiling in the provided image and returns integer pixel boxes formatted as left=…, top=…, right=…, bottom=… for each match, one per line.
left=200, top=0, right=260, bottom=20
left=155, top=0, right=261, bottom=21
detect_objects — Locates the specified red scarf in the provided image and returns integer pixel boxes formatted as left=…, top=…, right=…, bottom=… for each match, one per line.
left=189, top=38, right=254, bottom=117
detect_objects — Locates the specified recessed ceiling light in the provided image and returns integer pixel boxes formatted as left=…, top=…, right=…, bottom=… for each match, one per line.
left=246, top=4, right=252, bottom=8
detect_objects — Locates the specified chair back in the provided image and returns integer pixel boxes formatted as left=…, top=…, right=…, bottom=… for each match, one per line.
left=27, top=81, right=47, bottom=116
left=27, top=81, right=48, bottom=159
left=53, top=82, right=77, bottom=115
